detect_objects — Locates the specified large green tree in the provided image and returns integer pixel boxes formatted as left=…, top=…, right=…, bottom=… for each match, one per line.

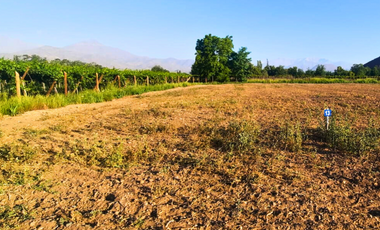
left=191, top=34, right=234, bottom=82
left=228, top=47, right=252, bottom=82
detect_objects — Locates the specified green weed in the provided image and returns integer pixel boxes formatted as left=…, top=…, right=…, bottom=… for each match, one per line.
left=32, top=180, right=56, bottom=193
left=210, top=120, right=261, bottom=154
left=279, top=122, right=303, bottom=152
left=0, top=205, right=34, bottom=229
left=319, top=116, right=380, bottom=155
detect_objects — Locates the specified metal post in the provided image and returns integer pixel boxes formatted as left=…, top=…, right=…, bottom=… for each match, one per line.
left=326, top=116, right=329, bottom=130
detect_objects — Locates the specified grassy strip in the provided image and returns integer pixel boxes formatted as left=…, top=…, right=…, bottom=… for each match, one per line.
left=247, top=77, right=380, bottom=84
left=0, top=83, right=193, bottom=116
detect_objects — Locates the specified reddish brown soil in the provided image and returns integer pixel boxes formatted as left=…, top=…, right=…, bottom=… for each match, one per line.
left=0, top=84, right=379, bottom=229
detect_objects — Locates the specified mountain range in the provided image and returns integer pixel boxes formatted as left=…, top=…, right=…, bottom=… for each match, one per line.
left=0, top=36, right=354, bottom=72
left=364, top=56, right=380, bottom=68
left=267, top=57, right=352, bottom=71
left=0, top=38, right=194, bottom=72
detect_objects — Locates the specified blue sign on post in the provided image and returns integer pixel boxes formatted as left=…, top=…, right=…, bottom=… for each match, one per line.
left=324, top=109, right=332, bottom=117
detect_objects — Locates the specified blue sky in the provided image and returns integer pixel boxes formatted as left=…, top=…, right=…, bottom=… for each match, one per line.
left=0, top=0, right=379, bottom=64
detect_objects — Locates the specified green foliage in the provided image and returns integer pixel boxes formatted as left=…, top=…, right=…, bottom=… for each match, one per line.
left=315, top=65, right=326, bottom=77
left=0, top=204, right=34, bottom=229
left=228, top=47, right=252, bottom=82
left=0, top=144, right=36, bottom=163
left=0, top=83, right=192, bottom=116
left=0, top=144, right=40, bottom=186
left=280, top=122, right=303, bottom=152
left=191, top=34, right=234, bottom=82
left=151, top=65, right=169, bottom=72
left=247, top=78, right=380, bottom=84
left=210, top=120, right=261, bottom=154
left=319, top=117, right=380, bottom=155
left=0, top=56, right=190, bottom=97
left=351, top=64, right=371, bottom=77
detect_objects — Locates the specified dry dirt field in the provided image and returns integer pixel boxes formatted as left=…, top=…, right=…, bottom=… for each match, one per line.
left=0, top=84, right=380, bottom=229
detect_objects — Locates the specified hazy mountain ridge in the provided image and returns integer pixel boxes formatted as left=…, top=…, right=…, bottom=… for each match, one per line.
left=0, top=35, right=41, bottom=53
left=0, top=36, right=354, bottom=72
left=268, top=57, right=352, bottom=71
left=0, top=39, right=194, bottom=72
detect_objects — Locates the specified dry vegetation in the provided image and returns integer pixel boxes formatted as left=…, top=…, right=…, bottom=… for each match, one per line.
left=0, top=84, right=380, bottom=229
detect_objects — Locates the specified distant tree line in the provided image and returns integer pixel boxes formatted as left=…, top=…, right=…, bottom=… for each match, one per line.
left=259, top=63, right=380, bottom=78
left=191, top=34, right=380, bottom=82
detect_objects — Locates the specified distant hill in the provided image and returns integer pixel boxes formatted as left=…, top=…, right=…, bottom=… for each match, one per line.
left=268, top=57, right=352, bottom=71
left=0, top=35, right=40, bottom=53
left=364, top=56, right=380, bottom=68
left=0, top=36, right=355, bottom=73
left=0, top=40, right=194, bottom=73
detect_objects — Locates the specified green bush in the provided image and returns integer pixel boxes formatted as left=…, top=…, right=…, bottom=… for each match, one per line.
left=319, top=117, right=380, bottom=155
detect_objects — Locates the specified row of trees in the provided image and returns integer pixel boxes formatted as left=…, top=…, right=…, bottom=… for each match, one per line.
left=0, top=56, right=190, bottom=96
left=260, top=64, right=380, bottom=78
left=191, top=34, right=380, bottom=81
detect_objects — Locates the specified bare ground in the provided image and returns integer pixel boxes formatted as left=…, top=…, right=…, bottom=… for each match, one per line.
left=0, top=84, right=380, bottom=229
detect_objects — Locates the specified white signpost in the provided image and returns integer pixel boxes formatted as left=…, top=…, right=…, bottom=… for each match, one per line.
left=324, top=108, right=332, bottom=130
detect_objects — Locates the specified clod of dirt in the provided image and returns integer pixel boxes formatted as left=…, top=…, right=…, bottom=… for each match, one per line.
left=105, top=194, right=116, bottom=202
left=369, top=210, right=380, bottom=217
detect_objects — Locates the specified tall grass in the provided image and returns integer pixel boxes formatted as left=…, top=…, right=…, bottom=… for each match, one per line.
left=0, top=83, right=191, bottom=116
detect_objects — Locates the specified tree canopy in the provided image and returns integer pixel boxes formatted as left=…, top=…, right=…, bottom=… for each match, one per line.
left=191, top=34, right=256, bottom=82
left=151, top=65, right=169, bottom=73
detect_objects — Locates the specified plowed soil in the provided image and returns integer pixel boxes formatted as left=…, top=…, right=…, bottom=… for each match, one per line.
left=0, top=84, right=380, bottom=229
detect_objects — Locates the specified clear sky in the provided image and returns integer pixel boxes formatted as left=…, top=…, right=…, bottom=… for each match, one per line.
left=0, top=0, right=379, bottom=64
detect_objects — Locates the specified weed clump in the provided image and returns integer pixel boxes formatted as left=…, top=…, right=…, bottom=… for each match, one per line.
left=0, top=205, right=34, bottom=229
left=319, top=117, right=380, bottom=155
left=279, top=122, right=303, bottom=152
left=0, top=144, right=40, bottom=185
left=210, top=120, right=261, bottom=154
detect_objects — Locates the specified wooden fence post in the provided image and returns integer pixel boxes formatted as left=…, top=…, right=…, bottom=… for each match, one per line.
left=165, top=76, right=167, bottom=84
left=146, top=76, right=149, bottom=86
left=177, top=76, right=180, bottom=83
left=15, top=71, right=21, bottom=98
left=64, top=71, right=68, bottom=96
left=95, top=73, right=99, bottom=92
left=134, top=75, right=137, bottom=86
left=118, top=75, right=121, bottom=88
left=46, top=81, right=56, bottom=96
left=21, top=67, right=30, bottom=81
left=192, top=77, right=194, bottom=83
